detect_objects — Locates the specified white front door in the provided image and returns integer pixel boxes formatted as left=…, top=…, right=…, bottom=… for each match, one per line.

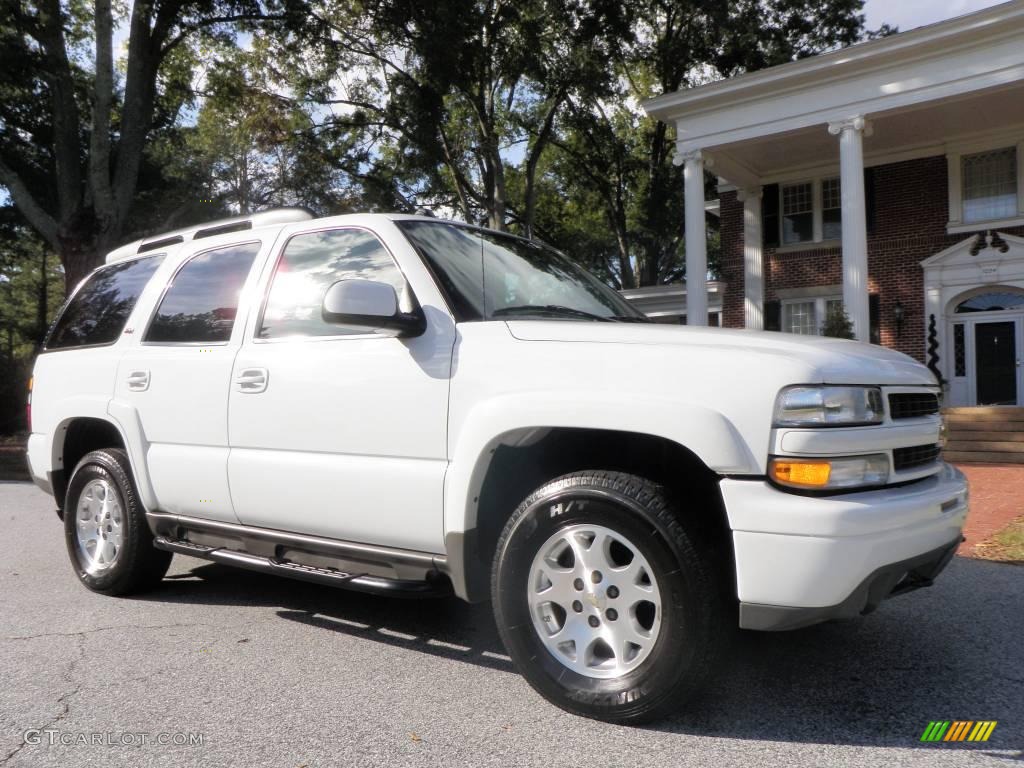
left=227, top=226, right=455, bottom=553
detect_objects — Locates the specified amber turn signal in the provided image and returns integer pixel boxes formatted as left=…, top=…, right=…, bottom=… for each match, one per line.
left=770, top=459, right=832, bottom=488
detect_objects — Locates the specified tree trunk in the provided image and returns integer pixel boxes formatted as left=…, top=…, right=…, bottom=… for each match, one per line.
left=60, top=238, right=100, bottom=294
left=612, top=221, right=635, bottom=289
left=523, top=94, right=563, bottom=240
left=490, top=156, right=507, bottom=231
left=36, top=250, right=48, bottom=345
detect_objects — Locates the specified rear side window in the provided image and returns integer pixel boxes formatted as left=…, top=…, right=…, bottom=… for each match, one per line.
left=145, top=242, right=261, bottom=343
left=259, top=228, right=409, bottom=339
left=45, top=255, right=165, bottom=350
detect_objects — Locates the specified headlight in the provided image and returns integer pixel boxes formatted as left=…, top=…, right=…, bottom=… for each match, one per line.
left=773, top=386, right=884, bottom=427
left=770, top=454, right=890, bottom=490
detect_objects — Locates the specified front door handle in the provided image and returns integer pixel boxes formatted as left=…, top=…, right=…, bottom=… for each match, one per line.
left=235, top=367, right=268, bottom=394
left=126, top=370, right=150, bottom=392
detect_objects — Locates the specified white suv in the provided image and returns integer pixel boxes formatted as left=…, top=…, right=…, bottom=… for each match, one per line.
left=26, top=209, right=967, bottom=723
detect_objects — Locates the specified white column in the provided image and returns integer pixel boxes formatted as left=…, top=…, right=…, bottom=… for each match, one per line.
left=828, top=116, right=871, bottom=341
left=739, top=187, right=764, bottom=330
left=681, top=150, right=708, bottom=326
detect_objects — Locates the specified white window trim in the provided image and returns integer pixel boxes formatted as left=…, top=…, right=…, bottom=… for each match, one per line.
left=946, top=135, right=1024, bottom=233
left=781, top=295, right=842, bottom=336
left=775, top=174, right=841, bottom=251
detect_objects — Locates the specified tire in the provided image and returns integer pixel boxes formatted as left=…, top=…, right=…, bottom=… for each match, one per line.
left=491, top=470, right=729, bottom=724
left=64, top=448, right=171, bottom=595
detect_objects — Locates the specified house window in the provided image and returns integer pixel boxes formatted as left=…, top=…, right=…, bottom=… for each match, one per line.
left=783, top=300, right=816, bottom=334
left=782, top=182, right=813, bottom=244
left=782, top=296, right=843, bottom=335
left=773, top=176, right=842, bottom=246
left=962, top=147, right=1017, bottom=223
left=822, top=178, right=842, bottom=240
left=679, top=312, right=720, bottom=326
left=955, top=290, right=1024, bottom=313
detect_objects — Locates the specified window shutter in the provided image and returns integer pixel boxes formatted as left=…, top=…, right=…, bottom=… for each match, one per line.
left=764, top=299, right=781, bottom=331
left=762, top=184, right=780, bottom=248
left=869, top=294, right=881, bottom=344
left=864, top=167, right=877, bottom=236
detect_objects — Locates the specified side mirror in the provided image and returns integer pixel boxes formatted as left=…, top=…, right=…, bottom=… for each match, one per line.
left=321, top=279, right=426, bottom=337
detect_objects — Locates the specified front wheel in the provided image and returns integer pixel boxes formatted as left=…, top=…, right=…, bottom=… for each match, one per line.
left=491, top=471, right=729, bottom=724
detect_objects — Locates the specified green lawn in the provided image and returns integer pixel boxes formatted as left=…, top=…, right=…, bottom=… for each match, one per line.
left=974, top=516, right=1024, bottom=564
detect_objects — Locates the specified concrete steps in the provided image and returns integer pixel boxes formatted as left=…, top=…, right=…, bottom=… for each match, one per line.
left=943, top=407, right=1024, bottom=464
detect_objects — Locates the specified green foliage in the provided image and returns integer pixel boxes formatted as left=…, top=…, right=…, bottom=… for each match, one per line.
left=0, top=0, right=304, bottom=290
left=548, top=0, right=881, bottom=288
left=0, top=0, right=889, bottom=313
left=179, top=38, right=346, bottom=214
left=0, top=218, right=65, bottom=433
left=0, top=221, right=64, bottom=355
left=821, top=303, right=855, bottom=339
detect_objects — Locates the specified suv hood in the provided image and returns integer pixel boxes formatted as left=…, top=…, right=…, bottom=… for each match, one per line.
left=505, top=321, right=936, bottom=387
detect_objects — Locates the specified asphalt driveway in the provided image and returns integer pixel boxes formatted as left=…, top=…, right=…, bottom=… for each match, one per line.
left=0, top=481, right=1020, bottom=767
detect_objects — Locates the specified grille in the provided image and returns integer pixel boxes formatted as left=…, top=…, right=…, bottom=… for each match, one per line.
left=889, top=393, right=939, bottom=419
left=893, top=444, right=942, bottom=472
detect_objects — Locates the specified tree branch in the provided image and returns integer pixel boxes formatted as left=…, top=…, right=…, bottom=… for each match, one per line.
left=161, top=13, right=289, bottom=56
left=0, top=155, right=60, bottom=250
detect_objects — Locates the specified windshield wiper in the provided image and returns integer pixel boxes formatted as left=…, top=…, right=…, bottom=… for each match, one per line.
left=611, top=315, right=653, bottom=323
left=492, top=305, right=616, bottom=322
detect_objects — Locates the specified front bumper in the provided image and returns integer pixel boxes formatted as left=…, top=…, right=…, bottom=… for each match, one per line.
left=739, top=535, right=961, bottom=630
left=721, top=462, right=968, bottom=630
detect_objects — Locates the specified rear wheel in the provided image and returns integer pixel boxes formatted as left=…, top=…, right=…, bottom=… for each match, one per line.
left=64, top=449, right=171, bottom=595
left=491, top=470, right=728, bottom=724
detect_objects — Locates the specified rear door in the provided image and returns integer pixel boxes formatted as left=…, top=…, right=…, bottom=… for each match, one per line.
left=113, top=238, right=269, bottom=522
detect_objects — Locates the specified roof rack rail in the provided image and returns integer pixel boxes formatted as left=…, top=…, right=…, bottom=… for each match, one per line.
left=137, top=235, right=184, bottom=253
left=194, top=220, right=253, bottom=240
left=105, top=208, right=315, bottom=264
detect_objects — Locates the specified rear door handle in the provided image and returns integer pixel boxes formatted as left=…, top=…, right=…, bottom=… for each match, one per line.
left=126, top=370, right=150, bottom=392
left=235, top=367, right=268, bottom=394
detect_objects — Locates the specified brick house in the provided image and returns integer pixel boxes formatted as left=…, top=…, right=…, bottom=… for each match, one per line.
left=641, top=1, right=1024, bottom=413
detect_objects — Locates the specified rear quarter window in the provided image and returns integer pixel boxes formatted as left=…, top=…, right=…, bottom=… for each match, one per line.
left=44, top=255, right=165, bottom=350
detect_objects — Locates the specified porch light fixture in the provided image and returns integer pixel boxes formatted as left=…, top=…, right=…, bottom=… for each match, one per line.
left=893, top=300, right=905, bottom=337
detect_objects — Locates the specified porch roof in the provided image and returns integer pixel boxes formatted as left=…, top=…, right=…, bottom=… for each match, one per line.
left=643, top=1, right=1024, bottom=187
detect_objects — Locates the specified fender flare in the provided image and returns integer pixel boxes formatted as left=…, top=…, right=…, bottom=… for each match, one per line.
left=45, top=396, right=156, bottom=513
left=442, top=393, right=756, bottom=600
left=105, top=399, right=158, bottom=512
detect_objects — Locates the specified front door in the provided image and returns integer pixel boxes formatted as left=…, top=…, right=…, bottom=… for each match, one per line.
left=975, top=321, right=1018, bottom=405
left=227, top=226, right=455, bottom=554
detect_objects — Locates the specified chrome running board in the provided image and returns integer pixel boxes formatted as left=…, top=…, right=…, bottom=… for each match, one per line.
left=148, top=512, right=451, bottom=598
left=153, top=536, right=451, bottom=597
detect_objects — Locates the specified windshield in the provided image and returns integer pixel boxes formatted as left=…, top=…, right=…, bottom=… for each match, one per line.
left=397, top=220, right=648, bottom=323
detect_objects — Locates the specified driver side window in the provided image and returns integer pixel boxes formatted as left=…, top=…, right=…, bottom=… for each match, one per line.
left=259, top=228, right=410, bottom=339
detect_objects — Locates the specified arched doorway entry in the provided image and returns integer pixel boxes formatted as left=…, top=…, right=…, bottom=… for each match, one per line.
left=922, top=232, right=1024, bottom=407
left=947, top=286, right=1024, bottom=406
